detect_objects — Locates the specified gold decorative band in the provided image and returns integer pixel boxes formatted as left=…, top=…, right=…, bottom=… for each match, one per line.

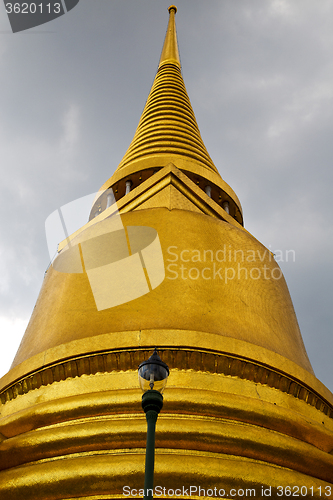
left=1, top=348, right=332, bottom=418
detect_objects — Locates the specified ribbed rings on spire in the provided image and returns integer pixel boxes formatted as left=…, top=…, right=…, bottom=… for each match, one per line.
left=117, top=62, right=218, bottom=174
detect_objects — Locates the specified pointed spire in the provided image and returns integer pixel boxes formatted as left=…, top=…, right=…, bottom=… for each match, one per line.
left=114, top=5, right=219, bottom=176
left=159, top=5, right=181, bottom=69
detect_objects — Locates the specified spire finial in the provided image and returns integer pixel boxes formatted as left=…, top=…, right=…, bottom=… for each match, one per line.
left=159, top=5, right=180, bottom=69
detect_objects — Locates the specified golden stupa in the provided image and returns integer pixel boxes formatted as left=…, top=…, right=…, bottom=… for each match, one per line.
left=0, top=6, right=332, bottom=499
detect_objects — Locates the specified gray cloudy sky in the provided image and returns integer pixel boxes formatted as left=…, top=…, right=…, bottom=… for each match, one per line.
left=0, top=0, right=332, bottom=393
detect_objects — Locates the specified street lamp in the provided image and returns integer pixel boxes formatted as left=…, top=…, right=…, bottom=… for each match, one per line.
left=138, top=348, right=170, bottom=500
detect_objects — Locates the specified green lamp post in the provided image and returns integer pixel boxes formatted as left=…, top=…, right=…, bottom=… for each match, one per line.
left=138, top=348, right=170, bottom=500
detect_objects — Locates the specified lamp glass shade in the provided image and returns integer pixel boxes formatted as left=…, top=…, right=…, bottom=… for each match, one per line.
left=138, top=349, right=169, bottom=393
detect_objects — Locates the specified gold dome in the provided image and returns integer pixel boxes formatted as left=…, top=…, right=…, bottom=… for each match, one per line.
left=0, top=6, right=332, bottom=499
left=7, top=192, right=315, bottom=374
